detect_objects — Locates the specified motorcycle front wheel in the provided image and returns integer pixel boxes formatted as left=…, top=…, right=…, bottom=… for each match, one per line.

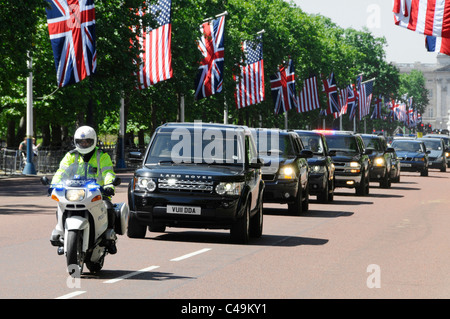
left=66, top=230, right=85, bottom=277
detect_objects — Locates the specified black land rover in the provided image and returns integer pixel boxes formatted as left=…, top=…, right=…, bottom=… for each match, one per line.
left=360, top=134, right=395, bottom=188
left=252, top=128, right=312, bottom=215
left=127, top=122, right=265, bottom=244
left=321, top=130, right=372, bottom=196
left=295, top=130, right=336, bottom=203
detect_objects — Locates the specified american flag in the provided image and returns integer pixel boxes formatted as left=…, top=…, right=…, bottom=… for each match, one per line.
left=358, top=79, right=374, bottom=120
left=322, top=72, right=340, bottom=115
left=393, top=0, right=450, bottom=38
left=297, top=75, right=320, bottom=113
left=45, top=0, right=97, bottom=87
left=234, top=34, right=265, bottom=109
left=194, top=15, right=226, bottom=100
left=426, top=35, right=450, bottom=55
left=270, top=59, right=298, bottom=114
left=135, top=0, right=172, bottom=89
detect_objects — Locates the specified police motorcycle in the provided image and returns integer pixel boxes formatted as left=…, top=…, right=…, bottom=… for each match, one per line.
left=41, top=162, right=129, bottom=277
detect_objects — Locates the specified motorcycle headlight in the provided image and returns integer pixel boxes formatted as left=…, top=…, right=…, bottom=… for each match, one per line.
left=278, top=166, right=296, bottom=179
left=66, top=189, right=85, bottom=202
left=215, top=182, right=244, bottom=196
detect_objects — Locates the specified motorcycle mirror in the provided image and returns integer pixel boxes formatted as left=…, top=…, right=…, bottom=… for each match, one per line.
left=40, top=176, right=50, bottom=186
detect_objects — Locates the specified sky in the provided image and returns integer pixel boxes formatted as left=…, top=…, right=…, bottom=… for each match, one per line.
left=290, top=0, right=439, bottom=64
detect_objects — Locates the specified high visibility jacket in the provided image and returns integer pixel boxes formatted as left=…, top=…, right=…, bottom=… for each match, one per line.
left=51, top=147, right=116, bottom=188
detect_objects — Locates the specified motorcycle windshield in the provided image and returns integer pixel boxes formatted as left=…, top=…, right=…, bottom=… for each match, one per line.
left=57, top=162, right=99, bottom=188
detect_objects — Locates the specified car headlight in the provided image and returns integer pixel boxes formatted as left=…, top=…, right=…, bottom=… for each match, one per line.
left=414, top=157, right=425, bottom=162
left=135, top=177, right=156, bottom=192
left=445, top=152, right=450, bottom=157
left=215, top=182, right=244, bottom=196
left=311, top=165, right=326, bottom=173
left=278, top=166, right=296, bottom=179
left=374, top=157, right=385, bottom=166
left=66, top=189, right=85, bottom=202
left=349, top=161, right=360, bottom=168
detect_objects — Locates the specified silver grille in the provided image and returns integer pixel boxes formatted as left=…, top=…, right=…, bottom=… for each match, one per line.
left=158, top=178, right=214, bottom=192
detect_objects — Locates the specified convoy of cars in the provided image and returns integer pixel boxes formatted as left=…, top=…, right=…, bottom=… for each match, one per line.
left=126, top=122, right=450, bottom=244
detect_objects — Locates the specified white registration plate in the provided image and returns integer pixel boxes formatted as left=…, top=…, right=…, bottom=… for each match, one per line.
left=167, top=205, right=201, bottom=215
left=401, top=163, right=412, bottom=167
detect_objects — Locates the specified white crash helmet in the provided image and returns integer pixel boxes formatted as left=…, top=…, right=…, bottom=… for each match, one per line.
left=74, top=126, right=97, bottom=154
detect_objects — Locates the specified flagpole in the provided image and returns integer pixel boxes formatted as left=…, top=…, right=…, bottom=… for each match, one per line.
left=203, top=11, right=228, bottom=23
left=23, top=51, right=36, bottom=175
left=116, top=96, right=126, bottom=169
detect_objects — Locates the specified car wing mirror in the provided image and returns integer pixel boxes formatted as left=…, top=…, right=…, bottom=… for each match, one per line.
left=298, top=149, right=313, bottom=159
left=328, top=150, right=336, bottom=157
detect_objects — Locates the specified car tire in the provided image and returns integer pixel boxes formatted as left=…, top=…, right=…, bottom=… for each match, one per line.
left=288, top=184, right=303, bottom=216
left=317, top=180, right=329, bottom=203
left=441, top=163, right=447, bottom=172
left=231, top=202, right=250, bottom=244
left=127, top=213, right=147, bottom=238
left=356, top=174, right=366, bottom=196
left=148, top=224, right=166, bottom=232
left=420, top=168, right=429, bottom=176
left=249, top=199, right=263, bottom=238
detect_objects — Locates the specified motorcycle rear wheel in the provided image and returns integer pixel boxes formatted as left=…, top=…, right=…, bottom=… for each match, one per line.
left=66, top=230, right=85, bottom=277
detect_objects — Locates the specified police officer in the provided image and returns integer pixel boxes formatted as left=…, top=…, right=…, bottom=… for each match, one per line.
left=51, top=125, right=118, bottom=254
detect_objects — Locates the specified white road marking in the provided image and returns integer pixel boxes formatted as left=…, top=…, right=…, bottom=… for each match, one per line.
left=103, top=265, right=160, bottom=284
left=55, top=291, right=86, bottom=299
left=170, top=248, right=211, bottom=261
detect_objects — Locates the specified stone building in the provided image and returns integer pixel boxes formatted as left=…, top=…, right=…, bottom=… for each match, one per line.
left=396, top=54, right=450, bottom=131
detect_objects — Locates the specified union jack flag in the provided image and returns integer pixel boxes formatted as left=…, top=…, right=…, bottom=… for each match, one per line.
left=270, top=59, right=298, bottom=115
left=135, top=0, right=172, bottom=89
left=45, top=0, right=97, bottom=87
left=347, top=83, right=357, bottom=121
left=234, top=34, right=265, bottom=109
left=371, top=95, right=383, bottom=119
left=322, top=72, right=340, bottom=115
left=194, top=15, right=226, bottom=100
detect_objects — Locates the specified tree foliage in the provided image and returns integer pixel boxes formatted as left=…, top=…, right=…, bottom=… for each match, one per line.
left=0, top=0, right=426, bottom=147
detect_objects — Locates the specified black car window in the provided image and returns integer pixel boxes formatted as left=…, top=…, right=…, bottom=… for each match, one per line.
left=325, top=135, right=358, bottom=153
left=146, top=129, right=244, bottom=165
left=392, top=141, right=421, bottom=152
left=421, top=139, right=442, bottom=150
left=299, top=135, right=324, bottom=155
left=362, top=137, right=383, bottom=151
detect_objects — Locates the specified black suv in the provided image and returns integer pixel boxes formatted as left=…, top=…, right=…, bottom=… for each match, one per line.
left=360, top=134, right=395, bottom=188
left=127, top=122, right=265, bottom=244
left=295, top=130, right=336, bottom=203
left=252, top=128, right=312, bottom=215
left=321, top=131, right=372, bottom=196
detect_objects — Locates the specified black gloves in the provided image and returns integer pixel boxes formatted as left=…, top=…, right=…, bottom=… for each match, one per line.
left=103, top=186, right=115, bottom=196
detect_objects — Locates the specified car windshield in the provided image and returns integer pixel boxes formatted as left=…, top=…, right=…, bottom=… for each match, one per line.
left=325, top=135, right=358, bottom=153
left=255, top=132, right=296, bottom=158
left=298, top=135, right=324, bottom=155
left=362, top=137, right=383, bottom=152
left=146, top=128, right=244, bottom=166
left=391, top=141, right=424, bottom=152
left=420, top=139, right=442, bottom=151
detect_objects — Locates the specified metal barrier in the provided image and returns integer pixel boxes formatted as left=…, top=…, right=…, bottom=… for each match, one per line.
left=0, top=146, right=143, bottom=176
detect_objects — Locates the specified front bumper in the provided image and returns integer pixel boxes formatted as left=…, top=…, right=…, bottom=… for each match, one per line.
left=399, top=161, right=426, bottom=172
left=334, top=172, right=362, bottom=188
left=369, top=165, right=386, bottom=182
left=130, top=192, right=243, bottom=229
left=308, top=173, right=327, bottom=195
left=262, top=179, right=298, bottom=204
